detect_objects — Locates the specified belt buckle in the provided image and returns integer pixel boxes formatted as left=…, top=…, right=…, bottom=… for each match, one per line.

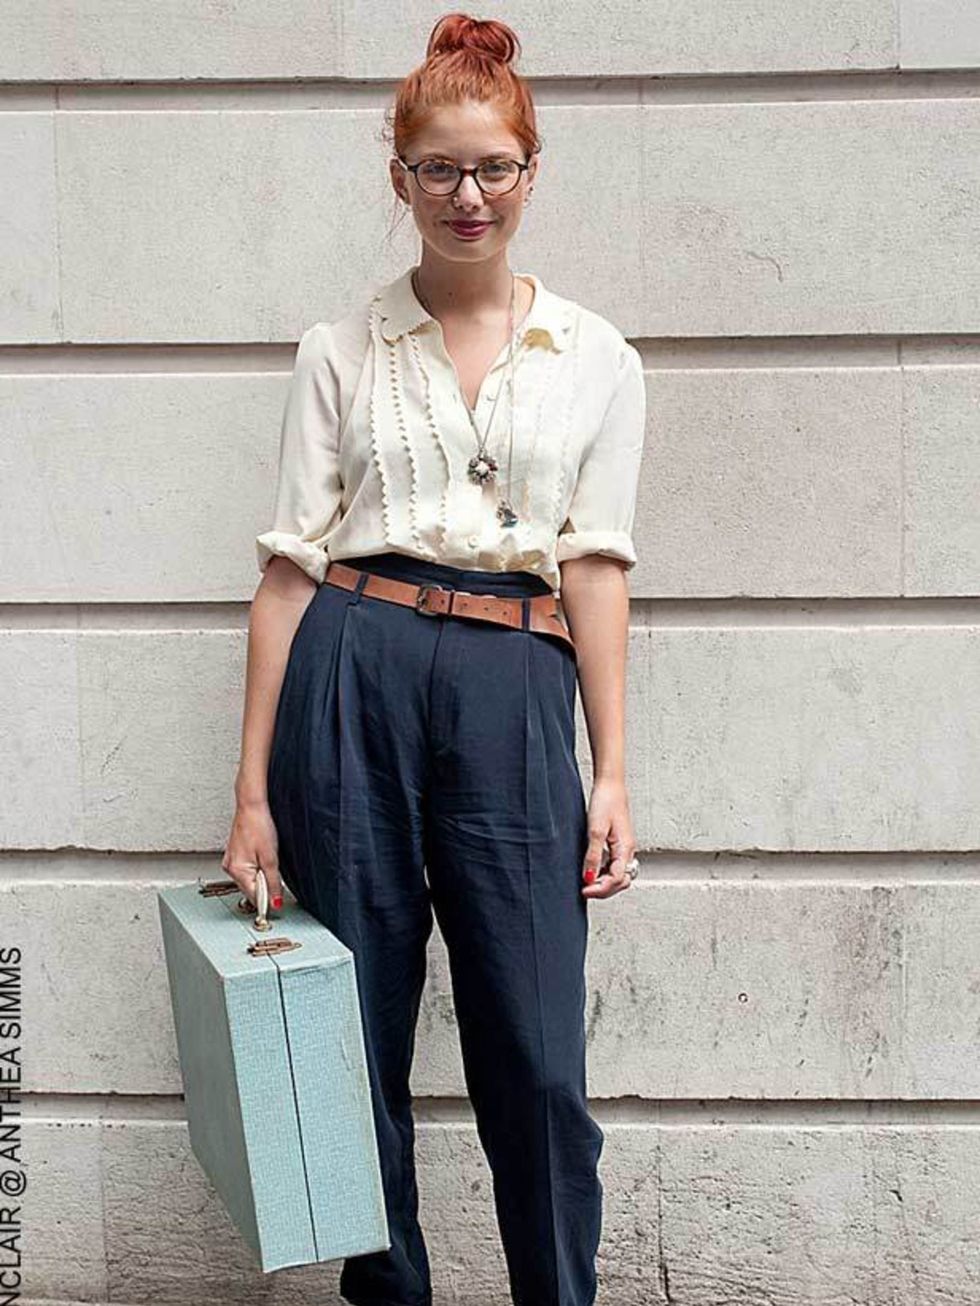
left=415, top=583, right=448, bottom=616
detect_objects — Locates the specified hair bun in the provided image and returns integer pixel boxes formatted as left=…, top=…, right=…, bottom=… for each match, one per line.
left=426, top=13, right=520, bottom=66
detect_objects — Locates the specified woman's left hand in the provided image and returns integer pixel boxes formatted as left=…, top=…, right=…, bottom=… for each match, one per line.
left=580, top=777, right=637, bottom=899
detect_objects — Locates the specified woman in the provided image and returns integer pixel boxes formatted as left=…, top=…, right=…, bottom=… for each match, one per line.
left=222, top=13, right=644, bottom=1306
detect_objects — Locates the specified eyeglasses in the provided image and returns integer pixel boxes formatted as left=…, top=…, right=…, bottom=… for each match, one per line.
left=396, top=154, right=530, bottom=197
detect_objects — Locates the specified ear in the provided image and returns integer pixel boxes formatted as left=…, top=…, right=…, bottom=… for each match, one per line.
left=389, top=157, right=410, bottom=205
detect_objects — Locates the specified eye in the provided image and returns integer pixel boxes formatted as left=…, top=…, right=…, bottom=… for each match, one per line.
left=418, top=160, right=457, bottom=177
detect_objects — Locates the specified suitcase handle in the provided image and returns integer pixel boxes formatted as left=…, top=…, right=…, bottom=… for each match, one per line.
left=239, top=867, right=270, bottom=930
left=239, top=872, right=303, bottom=956
left=197, top=870, right=270, bottom=925
left=198, top=871, right=303, bottom=953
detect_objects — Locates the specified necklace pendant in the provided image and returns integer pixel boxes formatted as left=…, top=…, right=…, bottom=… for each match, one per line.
left=496, top=500, right=519, bottom=527
left=468, top=452, right=498, bottom=485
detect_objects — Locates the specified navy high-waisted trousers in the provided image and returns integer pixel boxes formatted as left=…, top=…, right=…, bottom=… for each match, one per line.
left=266, top=551, right=605, bottom=1306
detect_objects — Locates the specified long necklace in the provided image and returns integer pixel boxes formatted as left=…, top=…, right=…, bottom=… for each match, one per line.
left=411, top=267, right=520, bottom=527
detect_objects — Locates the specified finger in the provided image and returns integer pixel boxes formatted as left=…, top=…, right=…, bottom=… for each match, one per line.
left=581, top=861, right=620, bottom=898
left=605, top=849, right=634, bottom=890
left=256, top=848, right=284, bottom=909
left=581, top=852, right=634, bottom=899
left=224, top=862, right=259, bottom=898
left=581, top=874, right=626, bottom=899
left=221, top=859, right=286, bottom=912
left=581, top=830, right=608, bottom=886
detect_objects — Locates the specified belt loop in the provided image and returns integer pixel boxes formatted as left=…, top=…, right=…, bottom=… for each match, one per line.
left=521, top=596, right=531, bottom=631
left=351, top=570, right=369, bottom=604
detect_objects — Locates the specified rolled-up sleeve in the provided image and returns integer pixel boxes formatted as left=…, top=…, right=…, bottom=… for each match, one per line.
left=255, top=322, right=343, bottom=585
left=556, top=340, right=646, bottom=569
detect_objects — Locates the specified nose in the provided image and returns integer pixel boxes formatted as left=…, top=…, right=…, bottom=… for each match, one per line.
left=453, top=173, right=485, bottom=208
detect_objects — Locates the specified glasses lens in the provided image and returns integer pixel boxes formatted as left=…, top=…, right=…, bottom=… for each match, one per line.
left=476, top=160, right=521, bottom=194
left=416, top=161, right=461, bottom=194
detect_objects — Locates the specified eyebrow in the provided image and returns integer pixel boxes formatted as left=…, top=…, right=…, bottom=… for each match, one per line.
left=418, top=152, right=519, bottom=162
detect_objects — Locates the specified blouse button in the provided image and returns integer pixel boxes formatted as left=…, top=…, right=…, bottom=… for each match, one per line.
left=467, top=535, right=479, bottom=548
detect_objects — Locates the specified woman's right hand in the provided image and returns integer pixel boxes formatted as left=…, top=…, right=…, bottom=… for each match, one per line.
left=221, top=797, right=285, bottom=910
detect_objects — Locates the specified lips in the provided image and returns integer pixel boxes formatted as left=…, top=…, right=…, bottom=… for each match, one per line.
left=447, top=220, right=493, bottom=234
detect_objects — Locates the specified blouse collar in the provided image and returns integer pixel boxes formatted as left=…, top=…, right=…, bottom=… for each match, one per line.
left=376, top=265, right=572, bottom=352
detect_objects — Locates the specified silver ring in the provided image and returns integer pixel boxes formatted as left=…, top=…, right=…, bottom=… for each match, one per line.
left=624, top=858, right=639, bottom=881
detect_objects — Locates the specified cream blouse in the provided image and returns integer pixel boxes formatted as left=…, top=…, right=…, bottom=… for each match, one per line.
left=255, top=265, right=645, bottom=597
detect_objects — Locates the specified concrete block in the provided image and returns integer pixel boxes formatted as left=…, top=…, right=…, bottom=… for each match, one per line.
left=0, top=0, right=896, bottom=82
left=0, top=112, right=59, bottom=342
left=904, top=365, right=980, bottom=595
left=0, top=371, right=285, bottom=602
left=902, top=0, right=980, bottom=68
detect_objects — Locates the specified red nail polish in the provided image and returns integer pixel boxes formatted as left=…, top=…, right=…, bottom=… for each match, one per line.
left=272, top=896, right=283, bottom=909
left=583, top=868, right=597, bottom=884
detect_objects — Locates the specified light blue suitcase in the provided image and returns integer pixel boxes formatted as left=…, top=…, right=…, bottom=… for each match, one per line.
left=157, top=870, right=390, bottom=1272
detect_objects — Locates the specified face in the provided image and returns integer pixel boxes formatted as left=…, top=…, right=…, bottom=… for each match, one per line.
left=390, top=99, right=538, bottom=264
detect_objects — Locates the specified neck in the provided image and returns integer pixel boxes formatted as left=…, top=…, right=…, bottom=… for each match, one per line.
left=413, top=253, right=525, bottom=326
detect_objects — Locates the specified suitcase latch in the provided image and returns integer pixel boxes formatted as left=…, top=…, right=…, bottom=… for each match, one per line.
left=247, top=937, right=302, bottom=956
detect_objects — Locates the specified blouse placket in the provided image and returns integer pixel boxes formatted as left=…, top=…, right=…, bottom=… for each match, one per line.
left=370, top=299, right=568, bottom=570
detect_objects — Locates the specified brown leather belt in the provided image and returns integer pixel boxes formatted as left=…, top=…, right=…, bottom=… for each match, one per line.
left=323, top=561, right=575, bottom=653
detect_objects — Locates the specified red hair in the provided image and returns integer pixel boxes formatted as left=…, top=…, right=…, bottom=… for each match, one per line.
left=383, top=13, right=541, bottom=163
